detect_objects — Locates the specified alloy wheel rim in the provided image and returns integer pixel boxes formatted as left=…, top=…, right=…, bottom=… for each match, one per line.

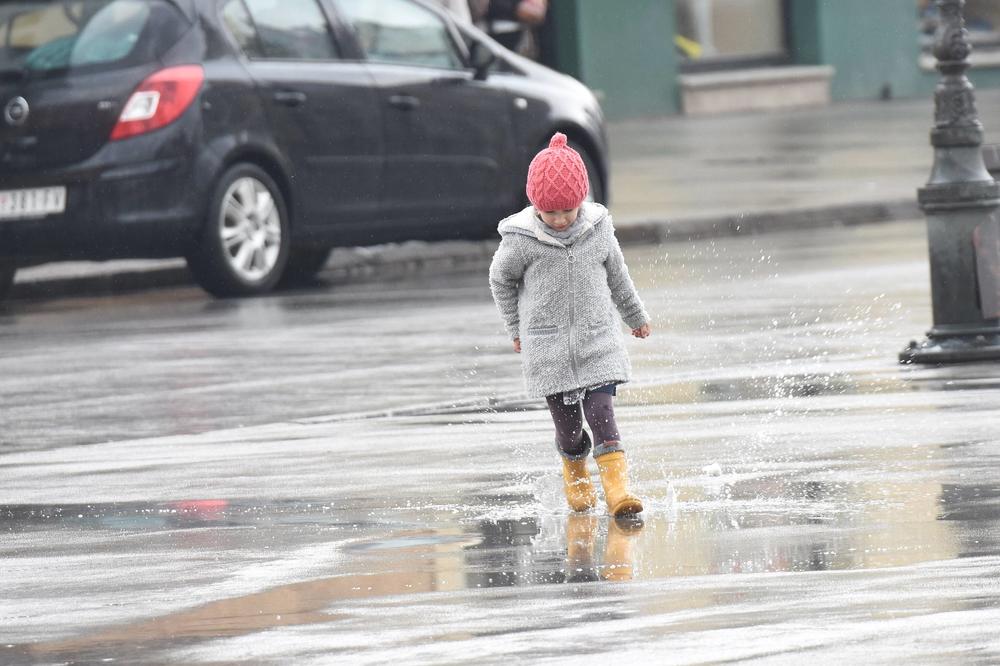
left=219, top=177, right=282, bottom=282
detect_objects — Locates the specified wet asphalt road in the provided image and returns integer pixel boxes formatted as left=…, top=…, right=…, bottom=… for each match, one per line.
left=2, top=220, right=1000, bottom=664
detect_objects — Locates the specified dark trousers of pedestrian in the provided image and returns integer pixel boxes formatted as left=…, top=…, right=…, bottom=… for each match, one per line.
left=545, top=385, right=623, bottom=460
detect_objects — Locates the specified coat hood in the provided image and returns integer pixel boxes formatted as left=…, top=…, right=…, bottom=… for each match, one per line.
left=497, top=202, right=609, bottom=247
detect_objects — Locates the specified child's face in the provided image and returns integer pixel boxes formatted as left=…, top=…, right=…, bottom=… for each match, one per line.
left=536, top=207, right=580, bottom=231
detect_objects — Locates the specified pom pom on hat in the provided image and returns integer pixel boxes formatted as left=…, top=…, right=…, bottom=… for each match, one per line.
left=526, top=132, right=589, bottom=211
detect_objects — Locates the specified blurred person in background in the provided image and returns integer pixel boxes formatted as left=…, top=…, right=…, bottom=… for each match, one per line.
left=472, top=0, right=547, bottom=59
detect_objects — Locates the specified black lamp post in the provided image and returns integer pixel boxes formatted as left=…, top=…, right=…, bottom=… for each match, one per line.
left=900, top=0, right=1000, bottom=364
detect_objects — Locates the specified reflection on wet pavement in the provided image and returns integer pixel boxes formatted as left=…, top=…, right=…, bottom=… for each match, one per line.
left=4, top=413, right=999, bottom=662
left=3, top=414, right=1000, bottom=663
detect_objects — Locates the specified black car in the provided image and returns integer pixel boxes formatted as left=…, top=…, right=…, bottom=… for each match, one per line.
left=0, top=0, right=607, bottom=300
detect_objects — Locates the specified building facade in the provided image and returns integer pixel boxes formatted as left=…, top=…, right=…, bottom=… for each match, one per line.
left=542, top=0, right=1000, bottom=119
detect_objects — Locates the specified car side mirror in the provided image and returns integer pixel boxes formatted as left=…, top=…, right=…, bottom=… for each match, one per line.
left=469, top=41, right=496, bottom=81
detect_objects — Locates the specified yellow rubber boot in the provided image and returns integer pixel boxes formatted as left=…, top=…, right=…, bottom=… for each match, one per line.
left=561, top=457, right=598, bottom=512
left=596, top=450, right=643, bottom=517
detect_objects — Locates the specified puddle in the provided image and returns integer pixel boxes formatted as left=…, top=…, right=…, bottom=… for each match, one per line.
left=6, top=465, right=1000, bottom=662
left=0, top=499, right=349, bottom=534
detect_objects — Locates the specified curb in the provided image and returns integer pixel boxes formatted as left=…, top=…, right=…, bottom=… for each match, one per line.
left=9, top=198, right=920, bottom=302
left=10, top=263, right=192, bottom=302
left=613, top=199, right=919, bottom=245
left=8, top=241, right=499, bottom=302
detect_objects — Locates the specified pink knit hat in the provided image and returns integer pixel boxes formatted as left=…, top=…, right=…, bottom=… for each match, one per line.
left=525, top=133, right=589, bottom=211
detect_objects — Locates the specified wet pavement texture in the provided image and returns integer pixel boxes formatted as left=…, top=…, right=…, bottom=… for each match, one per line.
left=608, top=94, right=934, bottom=224
left=3, top=220, right=1000, bottom=664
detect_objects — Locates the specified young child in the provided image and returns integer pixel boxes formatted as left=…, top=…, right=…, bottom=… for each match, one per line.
left=489, top=133, right=651, bottom=517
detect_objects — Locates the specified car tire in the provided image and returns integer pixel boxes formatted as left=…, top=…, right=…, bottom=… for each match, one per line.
left=186, top=164, right=291, bottom=298
left=278, top=246, right=333, bottom=287
left=567, top=139, right=606, bottom=205
left=0, top=262, right=15, bottom=303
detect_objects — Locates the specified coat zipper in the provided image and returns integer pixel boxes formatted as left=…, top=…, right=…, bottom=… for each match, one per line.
left=567, top=246, right=580, bottom=386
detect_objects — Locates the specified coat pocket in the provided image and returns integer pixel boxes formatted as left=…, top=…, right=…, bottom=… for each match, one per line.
left=521, top=325, right=570, bottom=395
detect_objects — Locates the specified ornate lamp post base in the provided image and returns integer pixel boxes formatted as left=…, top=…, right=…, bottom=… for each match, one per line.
left=900, top=0, right=1000, bottom=365
left=900, top=330, right=1000, bottom=364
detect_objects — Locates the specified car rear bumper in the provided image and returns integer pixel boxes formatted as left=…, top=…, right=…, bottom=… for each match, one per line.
left=0, top=128, right=210, bottom=263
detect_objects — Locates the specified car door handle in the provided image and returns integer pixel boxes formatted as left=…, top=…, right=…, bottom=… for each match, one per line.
left=273, top=91, right=307, bottom=107
left=388, top=94, right=421, bottom=111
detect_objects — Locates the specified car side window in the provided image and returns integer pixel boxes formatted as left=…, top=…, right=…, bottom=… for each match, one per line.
left=239, top=0, right=339, bottom=60
left=221, top=0, right=264, bottom=59
left=333, top=0, right=463, bottom=70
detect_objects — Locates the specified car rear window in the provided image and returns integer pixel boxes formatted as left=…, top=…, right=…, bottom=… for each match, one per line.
left=0, top=0, right=188, bottom=77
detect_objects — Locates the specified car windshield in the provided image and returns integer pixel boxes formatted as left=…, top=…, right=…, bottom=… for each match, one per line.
left=0, top=0, right=183, bottom=77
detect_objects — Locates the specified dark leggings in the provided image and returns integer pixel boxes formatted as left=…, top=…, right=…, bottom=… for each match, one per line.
left=546, top=390, right=622, bottom=460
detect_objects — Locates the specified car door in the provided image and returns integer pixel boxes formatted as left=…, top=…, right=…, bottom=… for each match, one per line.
left=223, top=0, right=383, bottom=239
left=330, top=0, right=515, bottom=237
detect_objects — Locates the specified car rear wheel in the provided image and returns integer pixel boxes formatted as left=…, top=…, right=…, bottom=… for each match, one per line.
left=278, top=246, right=333, bottom=287
left=0, top=262, right=15, bottom=303
left=568, top=139, right=605, bottom=205
left=187, top=164, right=290, bottom=298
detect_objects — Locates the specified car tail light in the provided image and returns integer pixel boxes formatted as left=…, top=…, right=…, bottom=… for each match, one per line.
left=110, top=65, right=205, bottom=141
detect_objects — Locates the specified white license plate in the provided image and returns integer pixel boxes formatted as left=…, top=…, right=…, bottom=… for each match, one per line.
left=0, top=186, right=67, bottom=220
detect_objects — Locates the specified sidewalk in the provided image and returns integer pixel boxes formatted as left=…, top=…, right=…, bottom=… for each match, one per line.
left=15, top=89, right=990, bottom=301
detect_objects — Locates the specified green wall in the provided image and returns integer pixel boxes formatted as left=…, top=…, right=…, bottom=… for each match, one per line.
left=790, top=0, right=1000, bottom=100
left=549, top=0, right=678, bottom=119
left=789, top=0, right=922, bottom=100
left=547, top=0, right=1000, bottom=117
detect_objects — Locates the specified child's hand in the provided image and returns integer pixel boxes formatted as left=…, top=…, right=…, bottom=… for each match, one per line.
left=513, top=338, right=521, bottom=353
left=632, top=323, right=651, bottom=339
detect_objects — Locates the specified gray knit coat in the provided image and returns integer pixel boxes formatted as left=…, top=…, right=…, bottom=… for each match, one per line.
left=488, top=202, right=649, bottom=398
